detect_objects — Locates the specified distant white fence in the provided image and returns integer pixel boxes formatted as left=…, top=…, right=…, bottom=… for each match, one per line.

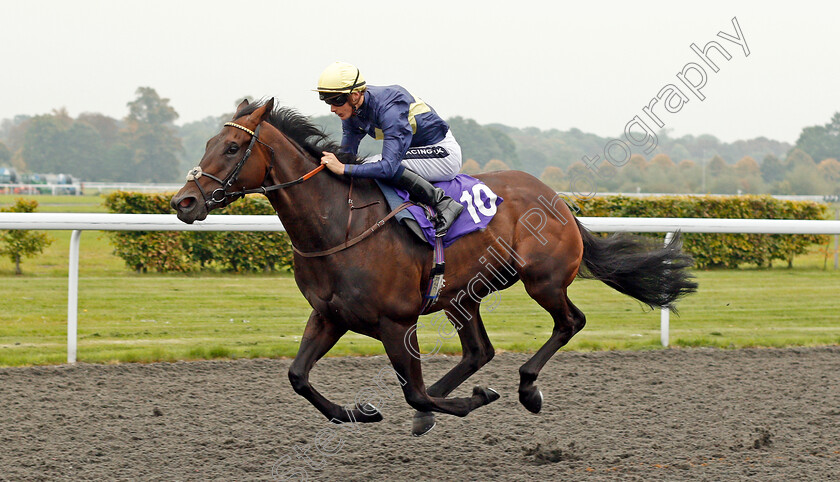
left=0, top=183, right=82, bottom=195
left=590, top=192, right=840, bottom=204
left=0, top=182, right=186, bottom=195
left=1, top=213, right=840, bottom=363
left=79, top=182, right=185, bottom=194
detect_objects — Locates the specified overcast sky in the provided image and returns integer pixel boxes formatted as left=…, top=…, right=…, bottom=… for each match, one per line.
left=2, top=1, right=838, bottom=144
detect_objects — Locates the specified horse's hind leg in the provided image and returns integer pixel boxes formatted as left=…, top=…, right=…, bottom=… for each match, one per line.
left=518, top=278, right=586, bottom=413
left=426, top=302, right=494, bottom=397
left=413, top=302, right=495, bottom=435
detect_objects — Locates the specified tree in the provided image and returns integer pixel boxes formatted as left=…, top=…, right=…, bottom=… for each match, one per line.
left=460, top=159, right=481, bottom=175
left=785, top=148, right=816, bottom=169
left=695, top=134, right=721, bottom=152
left=817, top=158, right=840, bottom=183
left=0, top=199, right=53, bottom=275
left=650, top=153, right=675, bottom=171
left=643, top=154, right=676, bottom=192
left=77, top=112, right=121, bottom=147
left=734, top=156, right=760, bottom=178
left=734, top=156, right=765, bottom=194
left=786, top=165, right=824, bottom=195
left=565, top=161, right=590, bottom=180
left=760, top=154, right=785, bottom=183
left=670, top=143, right=692, bottom=162
left=677, top=159, right=701, bottom=192
left=627, top=154, right=648, bottom=171
left=20, top=115, right=66, bottom=173
left=817, top=158, right=840, bottom=194
left=178, top=114, right=228, bottom=175
left=707, top=155, right=728, bottom=177
left=122, top=87, right=183, bottom=182
left=482, top=159, right=510, bottom=172
left=619, top=154, right=648, bottom=189
left=447, top=117, right=519, bottom=167
left=65, top=121, right=107, bottom=180
left=794, top=112, right=840, bottom=162
left=707, top=155, right=737, bottom=193
left=20, top=113, right=109, bottom=180
left=678, top=159, right=697, bottom=170
left=0, top=115, right=32, bottom=154
left=101, top=143, right=135, bottom=181
left=597, top=162, right=620, bottom=191
left=0, top=141, right=10, bottom=165
left=539, top=166, right=565, bottom=190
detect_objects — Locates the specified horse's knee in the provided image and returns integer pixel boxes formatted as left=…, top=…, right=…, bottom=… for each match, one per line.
left=288, top=368, right=308, bottom=394
left=467, top=343, right=495, bottom=369
left=461, top=353, right=482, bottom=373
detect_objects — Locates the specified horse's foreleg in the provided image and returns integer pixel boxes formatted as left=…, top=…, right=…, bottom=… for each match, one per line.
left=288, top=310, right=383, bottom=424
left=379, top=318, right=499, bottom=435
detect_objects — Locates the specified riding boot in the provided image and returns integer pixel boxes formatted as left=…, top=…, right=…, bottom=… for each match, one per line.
left=393, top=169, right=464, bottom=237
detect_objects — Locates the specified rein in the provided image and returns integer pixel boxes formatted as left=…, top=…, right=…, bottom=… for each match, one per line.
left=292, top=202, right=413, bottom=258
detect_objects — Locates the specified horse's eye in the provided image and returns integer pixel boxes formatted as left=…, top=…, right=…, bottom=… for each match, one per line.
left=227, top=144, right=239, bottom=155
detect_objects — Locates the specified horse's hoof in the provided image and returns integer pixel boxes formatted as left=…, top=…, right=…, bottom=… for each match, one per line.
left=355, top=403, right=384, bottom=423
left=332, top=403, right=383, bottom=424
left=519, top=388, right=543, bottom=414
left=412, top=411, right=436, bottom=437
left=473, top=385, right=501, bottom=405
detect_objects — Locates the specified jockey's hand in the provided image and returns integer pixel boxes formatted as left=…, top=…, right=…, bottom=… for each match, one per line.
left=321, top=151, right=345, bottom=175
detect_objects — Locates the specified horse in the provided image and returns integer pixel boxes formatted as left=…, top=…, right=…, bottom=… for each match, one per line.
left=171, top=98, right=697, bottom=436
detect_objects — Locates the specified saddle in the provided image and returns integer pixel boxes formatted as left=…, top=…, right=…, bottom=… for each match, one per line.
left=375, top=174, right=503, bottom=248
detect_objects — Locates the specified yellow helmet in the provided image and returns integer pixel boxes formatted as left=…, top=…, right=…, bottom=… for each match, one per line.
left=315, top=62, right=367, bottom=96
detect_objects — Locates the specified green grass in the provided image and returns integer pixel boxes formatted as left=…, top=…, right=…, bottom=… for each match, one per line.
left=1, top=233, right=838, bottom=366
left=1, top=194, right=839, bottom=365
left=0, top=194, right=109, bottom=213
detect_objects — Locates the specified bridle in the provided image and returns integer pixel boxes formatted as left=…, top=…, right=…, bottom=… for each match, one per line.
left=186, top=121, right=325, bottom=208
left=184, top=119, right=411, bottom=259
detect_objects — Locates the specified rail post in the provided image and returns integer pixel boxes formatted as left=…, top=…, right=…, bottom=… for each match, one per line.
left=835, top=208, right=839, bottom=270
left=67, top=230, right=82, bottom=363
left=660, top=232, right=674, bottom=347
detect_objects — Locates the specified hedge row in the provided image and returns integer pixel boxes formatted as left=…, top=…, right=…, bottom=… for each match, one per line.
left=572, top=195, right=829, bottom=268
left=106, top=192, right=829, bottom=272
left=105, top=192, right=293, bottom=273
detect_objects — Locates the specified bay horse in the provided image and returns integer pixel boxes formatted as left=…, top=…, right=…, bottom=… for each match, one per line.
left=171, top=99, right=696, bottom=436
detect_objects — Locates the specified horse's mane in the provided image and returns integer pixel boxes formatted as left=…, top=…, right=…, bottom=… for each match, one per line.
left=234, top=100, right=361, bottom=165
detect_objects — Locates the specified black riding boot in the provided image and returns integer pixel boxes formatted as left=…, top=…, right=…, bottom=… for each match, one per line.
left=394, top=169, right=464, bottom=237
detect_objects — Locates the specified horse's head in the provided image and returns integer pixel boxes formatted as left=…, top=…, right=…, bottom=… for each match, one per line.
left=171, top=98, right=275, bottom=223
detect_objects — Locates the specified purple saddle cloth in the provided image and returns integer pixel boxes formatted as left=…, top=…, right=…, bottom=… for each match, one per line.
left=376, top=174, right=503, bottom=248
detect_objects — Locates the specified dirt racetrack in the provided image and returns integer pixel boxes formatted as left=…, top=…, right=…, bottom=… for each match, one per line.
left=1, top=347, right=839, bottom=481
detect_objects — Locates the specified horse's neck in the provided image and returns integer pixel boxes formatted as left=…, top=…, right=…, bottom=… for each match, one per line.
left=262, top=136, right=371, bottom=253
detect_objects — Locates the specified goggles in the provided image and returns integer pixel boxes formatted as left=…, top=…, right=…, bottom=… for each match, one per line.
left=321, top=92, right=349, bottom=106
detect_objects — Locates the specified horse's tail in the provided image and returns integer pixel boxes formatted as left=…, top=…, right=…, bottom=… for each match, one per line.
left=574, top=217, right=698, bottom=312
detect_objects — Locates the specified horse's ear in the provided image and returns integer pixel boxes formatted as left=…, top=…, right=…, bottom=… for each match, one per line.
left=237, top=98, right=249, bottom=111
left=261, top=98, right=275, bottom=121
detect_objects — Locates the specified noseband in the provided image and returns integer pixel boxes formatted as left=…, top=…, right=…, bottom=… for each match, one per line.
left=186, top=121, right=325, bottom=209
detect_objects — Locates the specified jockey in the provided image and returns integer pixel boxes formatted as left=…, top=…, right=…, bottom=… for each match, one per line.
left=316, top=61, right=464, bottom=237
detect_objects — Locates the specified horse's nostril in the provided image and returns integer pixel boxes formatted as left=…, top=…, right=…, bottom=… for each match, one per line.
left=179, top=197, right=195, bottom=209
